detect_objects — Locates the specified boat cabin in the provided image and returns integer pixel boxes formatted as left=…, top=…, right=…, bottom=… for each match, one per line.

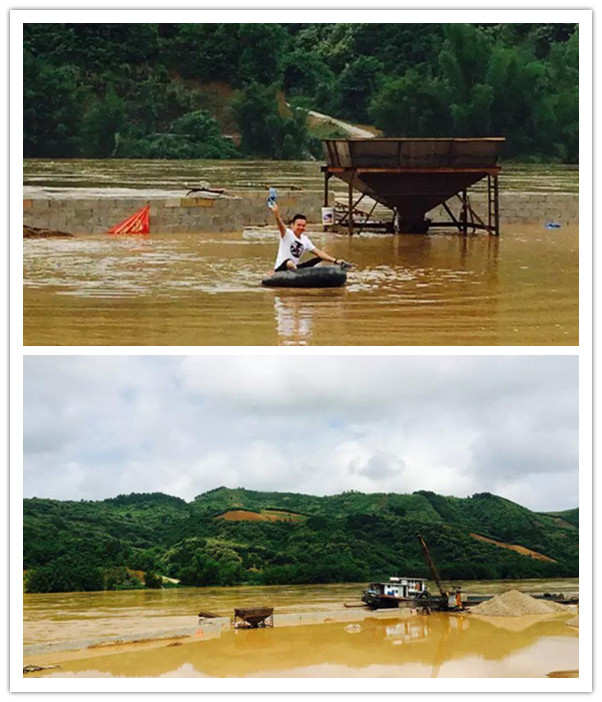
left=381, top=576, right=427, bottom=599
left=364, top=576, right=428, bottom=602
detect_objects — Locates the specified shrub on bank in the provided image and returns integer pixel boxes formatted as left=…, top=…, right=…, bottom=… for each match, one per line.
left=25, top=560, right=164, bottom=593
left=25, top=557, right=104, bottom=593
left=144, top=571, right=163, bottom=589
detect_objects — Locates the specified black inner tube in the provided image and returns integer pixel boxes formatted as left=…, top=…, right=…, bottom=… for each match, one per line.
left=262, top=265, right=347, bottom=288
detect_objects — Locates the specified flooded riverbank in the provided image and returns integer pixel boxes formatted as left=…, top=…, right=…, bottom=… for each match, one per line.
left=23, top=223, right=578, bottom=346
left=23, top=578, right=579, bottom=660
left=23, top=580, right=578, bottom=678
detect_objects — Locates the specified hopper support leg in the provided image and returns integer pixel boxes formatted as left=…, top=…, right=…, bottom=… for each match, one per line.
left=493, top=175, right=500, bottom=236
left=348, top=174, right=354, bottom=236
left=461, top=189, right=468, bottom=235
left=487, top=175, right=501, bottom=236
left=488, top=175, right=493, bottom=233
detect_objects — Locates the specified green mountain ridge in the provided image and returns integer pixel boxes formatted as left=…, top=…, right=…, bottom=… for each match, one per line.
left=23, top=487, right=578, bottom=593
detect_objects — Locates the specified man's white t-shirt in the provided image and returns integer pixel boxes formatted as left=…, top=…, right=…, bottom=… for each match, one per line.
left=274, top=228, right=315, bottom=270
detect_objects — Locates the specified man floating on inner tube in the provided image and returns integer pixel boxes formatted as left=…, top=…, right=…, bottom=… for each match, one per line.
left=270, top=199, right=351, bottom=273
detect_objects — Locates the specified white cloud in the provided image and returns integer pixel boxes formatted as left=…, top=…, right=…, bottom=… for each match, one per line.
left=23, top=355, right=578, bottom=511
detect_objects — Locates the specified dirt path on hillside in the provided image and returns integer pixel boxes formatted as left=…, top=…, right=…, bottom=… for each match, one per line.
left=306, top=110, right=376, bottom=138
left=470, top=533, right=557, bottom=562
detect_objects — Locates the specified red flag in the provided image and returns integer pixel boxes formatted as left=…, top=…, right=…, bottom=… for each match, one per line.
left=108, top=204, right=150, bottom=235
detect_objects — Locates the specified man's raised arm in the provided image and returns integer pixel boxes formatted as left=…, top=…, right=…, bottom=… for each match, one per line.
left=272, top=203, right=287, bottom=238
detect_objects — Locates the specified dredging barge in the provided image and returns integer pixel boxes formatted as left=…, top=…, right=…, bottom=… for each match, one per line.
left=361, top=577, right=449, bottom=611
left=361, top=535, right=578, bottom=612
left=361, top=579, right=578, bottom=612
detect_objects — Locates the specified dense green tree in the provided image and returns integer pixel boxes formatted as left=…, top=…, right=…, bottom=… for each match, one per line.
left=282, top=49, right=332, bottom=97
left=104, top=566, right=144, bottom=590
left=129, top=548, right=160, bottom=573
left=370, top=69, right=451, bottom=136
left=22, top=22, right=580, bottom=162
left=179, top=554, right=222, bottom=586
left=336, top=55, right=384, bottom=123
left=438, top=24, right=492, bottom=103
left=25, top=556, right=104, bottom=593
left=166, top=109, right=238, bottom=158
left=232, top=83, right=310, bottom=159
left=529, top=23, right=577, bottom=58
left=24, top=23, right=161, bottom=73
left=23, top=51, right=85, bottom=157
left=297, top=23, right=358, bottom=74
left=161, top=24, right=242, bottom=83
left=546, top=30, right=579, bottom=162
left=238, top=24, right=288, bottom=85
left=351, top=24, right=444, bottom=74
left=80, top=85, right=127, bottom=157
left=169, top=109, right=238, bottom=157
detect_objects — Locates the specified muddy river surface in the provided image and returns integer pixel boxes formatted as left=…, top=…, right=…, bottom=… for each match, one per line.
left=23, top=159, right=578, bottom=346
left=24, top=159, right=579, bottom=196
left=24, top=579, right=578, bottom=678
left=23, top=224, right=578, bottom=346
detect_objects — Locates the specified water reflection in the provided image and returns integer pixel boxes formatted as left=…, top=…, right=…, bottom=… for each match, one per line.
left=457, top=231, right=500, bottom=268
left=273, top=295, right=314, bottom=345
left=272, top=290, right=348, bottom=345
left=386, top=618, right=432, bottom=644
left=29, top=613, right=577, bottom=678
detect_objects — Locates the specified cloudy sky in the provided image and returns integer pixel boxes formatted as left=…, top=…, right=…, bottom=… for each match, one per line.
left=23, top=355, right=578, bottom=512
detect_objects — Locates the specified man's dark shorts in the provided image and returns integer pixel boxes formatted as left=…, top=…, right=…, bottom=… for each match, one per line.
left=274, top=257, right=322, bottom=272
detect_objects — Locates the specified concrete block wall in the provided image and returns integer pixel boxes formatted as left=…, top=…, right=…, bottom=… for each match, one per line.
left=23, top=190, right=324, bottom=235
left=23, top=189, right=578, bottom=235
left=427, top=192, right=578, bottom=228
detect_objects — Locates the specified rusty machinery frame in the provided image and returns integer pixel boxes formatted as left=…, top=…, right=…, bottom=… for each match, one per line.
left=232, top=607, right=274, bottom=629
left=321, top=166, right=500, bottom=237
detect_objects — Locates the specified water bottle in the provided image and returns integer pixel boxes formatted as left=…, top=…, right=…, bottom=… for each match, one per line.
left=267, top=187, right=277, bottom=210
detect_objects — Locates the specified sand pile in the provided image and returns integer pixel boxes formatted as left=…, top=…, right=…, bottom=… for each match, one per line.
left=567, top=615, right=579, bottom=627
left=469, top=590, right=567, bottom=617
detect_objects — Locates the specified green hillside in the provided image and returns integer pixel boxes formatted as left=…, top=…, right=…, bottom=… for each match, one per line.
left=24, top=23, right=578, bottom=161
left=543, top=507, right=579, bottom=529
left=23, top=488, right=578, bottom=593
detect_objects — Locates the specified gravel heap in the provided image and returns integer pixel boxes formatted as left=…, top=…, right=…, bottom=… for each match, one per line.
left=469, top=590, right=567, bottom=617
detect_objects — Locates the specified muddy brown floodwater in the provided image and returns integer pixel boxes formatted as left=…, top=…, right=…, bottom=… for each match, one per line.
left=23, top=223, right=577, bottom=346
left=24, top=580, right=578, bottom=678
left=23, top=159, right=579, bottom=196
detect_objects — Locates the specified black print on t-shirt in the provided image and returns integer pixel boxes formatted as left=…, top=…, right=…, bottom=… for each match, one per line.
left=290, top=240, right=304, bottom=258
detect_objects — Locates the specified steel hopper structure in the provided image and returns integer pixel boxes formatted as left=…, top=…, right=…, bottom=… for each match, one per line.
left=321, top=137, right=505, bottom=235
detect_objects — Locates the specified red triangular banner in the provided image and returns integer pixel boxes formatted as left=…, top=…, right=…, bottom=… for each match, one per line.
left=108, top=205, right=150, bottom=235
